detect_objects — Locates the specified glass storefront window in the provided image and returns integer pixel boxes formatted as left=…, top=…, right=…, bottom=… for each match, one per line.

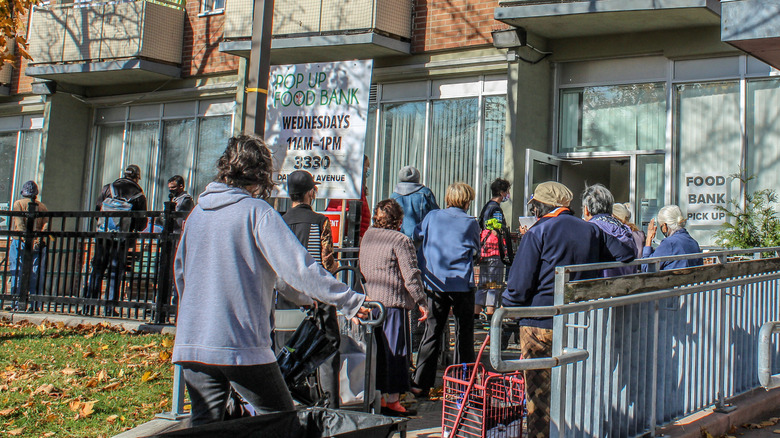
left=427, top=97, right=479, bottom=210
left=676, top=81, right=741, bottom=246
left=747, top=78, right=780, bottom=206
left=93, top=100, right=234, bottom=210
left=559, top=83, right=666, bottom=153
left=481, top=96, right=507, bottom=210
left=375, top=101, right=426, bottom=205
left=0, top=133, right=19, bottom=209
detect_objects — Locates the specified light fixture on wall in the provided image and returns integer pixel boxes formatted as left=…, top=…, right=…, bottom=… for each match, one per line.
left=491, top=28, right=527, bottom=49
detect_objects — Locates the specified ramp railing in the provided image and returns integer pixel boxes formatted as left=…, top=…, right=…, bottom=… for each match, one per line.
left=491, top=247, right=780, bottom=437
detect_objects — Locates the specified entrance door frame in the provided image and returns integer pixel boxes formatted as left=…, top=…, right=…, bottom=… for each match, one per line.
left=525, top=148, right=666, bottom=220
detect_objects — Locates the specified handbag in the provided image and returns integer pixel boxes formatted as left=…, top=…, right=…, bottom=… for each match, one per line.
left=276, top=307, right=338, bottom=386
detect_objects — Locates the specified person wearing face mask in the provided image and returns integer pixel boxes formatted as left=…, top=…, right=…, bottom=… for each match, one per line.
left=475, top=178, right=514, bottom=320
left=642, top=205, right=703, bottom=271
left=167, top=175, right=194, bottom=232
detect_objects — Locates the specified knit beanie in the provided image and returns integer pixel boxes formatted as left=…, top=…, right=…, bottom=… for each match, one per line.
left=398, top=166, right=420, bottom=183
left=20, top=181, right=38, bottom=198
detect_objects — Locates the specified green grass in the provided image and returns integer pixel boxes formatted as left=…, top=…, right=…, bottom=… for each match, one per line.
left=0, top=319, right=177, bottom=437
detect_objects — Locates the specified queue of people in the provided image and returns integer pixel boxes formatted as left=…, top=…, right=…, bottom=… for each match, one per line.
left=6, top=133, right=707, bottom=432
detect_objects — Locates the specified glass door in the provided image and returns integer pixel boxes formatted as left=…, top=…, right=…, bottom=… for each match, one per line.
left=524, top=149, right=562, bottom=215
left=636, top=154, right=665, bottom=230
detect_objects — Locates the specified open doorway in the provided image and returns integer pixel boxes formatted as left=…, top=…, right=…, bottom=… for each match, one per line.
left=525, top=150, right=665, bottom=230
left=561, top=158, right=630, bottom=216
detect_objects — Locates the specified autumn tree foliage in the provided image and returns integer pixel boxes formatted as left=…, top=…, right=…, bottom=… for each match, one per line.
left=0, top=0, right=39, bottom=67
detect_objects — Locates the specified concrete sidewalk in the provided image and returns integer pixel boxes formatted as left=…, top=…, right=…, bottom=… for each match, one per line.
left=0, top=310, right=176, bottom=335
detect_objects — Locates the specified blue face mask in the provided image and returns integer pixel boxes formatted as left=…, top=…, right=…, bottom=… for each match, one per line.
left=365, top=168, right=372, bottom=178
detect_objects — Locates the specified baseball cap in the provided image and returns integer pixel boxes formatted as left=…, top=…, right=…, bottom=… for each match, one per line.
left=528, top=181, right=573, bottom=207
left=287, top=170, right=320, bottom=195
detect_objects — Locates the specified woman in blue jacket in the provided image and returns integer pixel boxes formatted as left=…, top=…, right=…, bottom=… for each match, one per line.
left=411, top=182, right=480, bottom=396
left=643, top=204, right=703, bottom=271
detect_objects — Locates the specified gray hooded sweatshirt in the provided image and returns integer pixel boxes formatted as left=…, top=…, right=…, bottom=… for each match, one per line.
left=172, top=182, right=365, bottom=366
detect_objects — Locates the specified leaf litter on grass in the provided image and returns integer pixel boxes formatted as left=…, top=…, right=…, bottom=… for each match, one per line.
left=0, top=319, right=178, bottom=437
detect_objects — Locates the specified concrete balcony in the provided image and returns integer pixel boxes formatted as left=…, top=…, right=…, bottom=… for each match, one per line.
left=219, top=0, right=411, bottom=63
left=25, top=0, right=185, bottom=87
left=722, top=0, right=780, bottom=69
left=495, top=0, right=721, bottom=39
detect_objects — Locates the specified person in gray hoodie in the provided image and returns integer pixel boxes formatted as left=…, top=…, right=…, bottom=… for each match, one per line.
left=172, top=135, right=369, bottom=426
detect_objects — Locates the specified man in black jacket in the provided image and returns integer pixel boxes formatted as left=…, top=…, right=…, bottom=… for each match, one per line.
left=280, top=170, right=341, bottom=408
left=167, top=175, right=194, bottom=232
left=83, top=164, right=148, bottom=317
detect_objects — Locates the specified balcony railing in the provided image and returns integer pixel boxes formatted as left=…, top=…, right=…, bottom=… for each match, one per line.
left=27, top=0, right=185, bottom=66
left=224, top=0, right=412, bottom=41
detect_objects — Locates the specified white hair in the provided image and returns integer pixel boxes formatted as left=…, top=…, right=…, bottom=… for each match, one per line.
left=657, top=205, right=686, bottom=234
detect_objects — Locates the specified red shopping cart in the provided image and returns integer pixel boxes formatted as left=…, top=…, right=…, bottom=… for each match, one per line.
left=442, top=335, right=525, bottom=438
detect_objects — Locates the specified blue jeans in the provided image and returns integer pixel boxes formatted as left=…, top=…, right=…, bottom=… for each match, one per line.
left=8, top=239, right=47, bottom=310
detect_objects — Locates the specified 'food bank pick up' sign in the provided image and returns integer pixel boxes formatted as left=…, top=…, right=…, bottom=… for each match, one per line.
left=265, top=60, right=373, bottom=199
left=685, top=173, right=731, bottom=226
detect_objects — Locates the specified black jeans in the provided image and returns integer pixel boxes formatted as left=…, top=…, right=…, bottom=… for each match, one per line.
left=412, top=290, right=476, bottom=391
left=181, top=361, right=295, bottom=426
left=84, top=238, right=130, bottom=314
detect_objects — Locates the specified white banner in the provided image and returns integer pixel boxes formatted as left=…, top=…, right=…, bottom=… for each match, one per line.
left=685, top=173, right=731, bottom=226
left=265, top=60, right=373, bottom=199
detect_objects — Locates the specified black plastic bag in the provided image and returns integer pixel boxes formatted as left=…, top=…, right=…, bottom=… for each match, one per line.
left=277, top=307, right=338, bottom=386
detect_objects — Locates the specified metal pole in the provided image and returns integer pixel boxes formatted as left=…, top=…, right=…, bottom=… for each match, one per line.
left=154, top=204, right=175, bottom=324
left=243, top=0, right=275, bottom=136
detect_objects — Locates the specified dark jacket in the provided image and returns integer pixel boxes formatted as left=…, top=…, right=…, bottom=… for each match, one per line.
left=96, top=177, right=147, bottom=232
left=642, top=228, right=702, bottom=271
left=502, top=208, right=636, bottom=329
left=171, top=191, right=195, bottom=231
left=282, top=204, right=337, bottom=274
left=391, top=183, right=439, bottom=239
left=478, top=200, right=514, bottom=264
left=589, top=214, right=638, bottom=277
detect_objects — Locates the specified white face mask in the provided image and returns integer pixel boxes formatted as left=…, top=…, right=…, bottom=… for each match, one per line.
left=502, top=193, right=511, bottom=203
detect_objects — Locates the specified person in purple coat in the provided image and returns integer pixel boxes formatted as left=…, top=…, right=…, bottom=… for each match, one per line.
left=582, top=184, right=638, bottom=276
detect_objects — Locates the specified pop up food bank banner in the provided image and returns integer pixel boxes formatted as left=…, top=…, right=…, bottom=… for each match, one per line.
left=685, top=173, right=732, bottom=226
left=265, top=60, right=373, bottom=200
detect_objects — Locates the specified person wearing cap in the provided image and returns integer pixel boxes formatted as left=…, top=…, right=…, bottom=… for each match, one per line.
left=390, top=165, right=439, bottom=240
left=7, top=181, right=49, bottom=310
left=83, top=164, right=147, bottom=317
left=279, top=169, right=341, bottom=408
left=502, top=181, right=635, bottom=438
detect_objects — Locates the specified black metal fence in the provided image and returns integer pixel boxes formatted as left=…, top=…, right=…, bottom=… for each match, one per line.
left=0, top=202, right=184, bottom=324
left=0, top=202, right=365, bottom=324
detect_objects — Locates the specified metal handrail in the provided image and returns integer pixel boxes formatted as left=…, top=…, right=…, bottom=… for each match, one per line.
left=490, top=257, right=780, bottom=373
left=758, top=321, right=780, bottom=389
left=558, top=246, right=780, bottom=273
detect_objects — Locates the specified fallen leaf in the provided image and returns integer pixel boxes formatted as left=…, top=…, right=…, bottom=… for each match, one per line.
left=84, top=333, right=94, bottom=339
left=101, top=345, right=109, bottom=350
left=44, top=432, right=55, bottom=437
left=79, top=400, right=96, bottom=417
left=106, top=414, right=119, bottom=424
left=7, top=427, right=24, bottom=436
left=773, top=430, right=780, bottom=434
left=97, top=370, right=108, bottom=382
left=0, top=407, right=14, bottom=416
left=761, top=421, right=776, bottom=428
left=141, top=371, right=152, bottom=382
left=159, top=351, right=171, bottom=361
left=55, top=322, right=65, bottom=329
left=36, top=323, right=46, bottom=332
left=33, top=384, right=57, bottom=395
left=83, top=378, right=97, bottom=388
left=69, top=400, right=81, bottom=412
left=118, top=369, right=125, bottom=378
left=83, top=351, right=94, bottom=358
left=62, top=367, right=81, bottom=376
left=161, top=339, right=173, bottom=348
left=101, top=381, right=122, bottom=391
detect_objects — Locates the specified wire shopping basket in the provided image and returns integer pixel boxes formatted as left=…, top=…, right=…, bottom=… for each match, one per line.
left=442, top=335, right=525, bottom=438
